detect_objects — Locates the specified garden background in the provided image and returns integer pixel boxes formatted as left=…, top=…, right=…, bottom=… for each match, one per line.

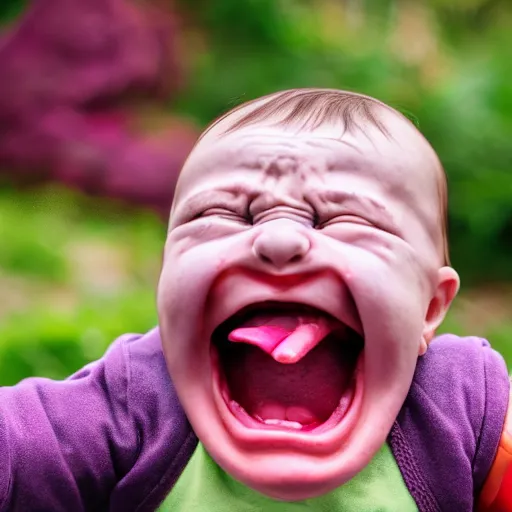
left=0, top=0, right=511, bottom=384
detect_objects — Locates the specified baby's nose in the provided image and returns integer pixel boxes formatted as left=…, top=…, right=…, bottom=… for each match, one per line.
left=252, top=221, right=311, bottom=269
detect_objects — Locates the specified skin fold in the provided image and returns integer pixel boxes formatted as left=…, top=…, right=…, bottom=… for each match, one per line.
left=156, top=99, right=460, bottom=501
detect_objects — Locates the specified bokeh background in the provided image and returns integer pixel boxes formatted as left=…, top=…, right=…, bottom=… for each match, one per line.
left=0, top=0, right=511, bottom=384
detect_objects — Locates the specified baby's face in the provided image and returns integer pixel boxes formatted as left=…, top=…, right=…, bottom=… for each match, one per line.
left=157, top=109, right=458, bottom=500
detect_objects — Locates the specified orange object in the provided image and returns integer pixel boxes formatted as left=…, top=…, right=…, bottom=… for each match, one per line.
left=479, top=392, right=512, bottom=511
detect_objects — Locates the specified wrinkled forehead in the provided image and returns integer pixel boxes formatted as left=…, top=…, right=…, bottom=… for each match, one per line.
left=174, top=107, right=442, bottom=204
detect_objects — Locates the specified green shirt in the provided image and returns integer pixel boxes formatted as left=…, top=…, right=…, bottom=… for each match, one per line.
left=158, top=442, right=418, bottom=511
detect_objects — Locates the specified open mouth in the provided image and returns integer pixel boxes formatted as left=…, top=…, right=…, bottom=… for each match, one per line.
left=212, top=301, right=364, bottom=433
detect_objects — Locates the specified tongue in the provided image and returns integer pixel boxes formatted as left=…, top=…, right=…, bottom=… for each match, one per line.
left=228, top=314, right=334, bottom=364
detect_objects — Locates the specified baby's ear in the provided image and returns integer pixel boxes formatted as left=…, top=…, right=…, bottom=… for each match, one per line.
left=420, top=267, right=460, bottom=355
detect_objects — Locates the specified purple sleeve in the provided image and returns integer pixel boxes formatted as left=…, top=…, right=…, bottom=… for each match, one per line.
left=0, top=333, right=140, bottom=511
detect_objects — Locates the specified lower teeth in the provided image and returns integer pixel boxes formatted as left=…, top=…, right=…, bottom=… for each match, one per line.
left=259, top=418, right=303, bottom=430
left=231, top=401, right=313, bottom=430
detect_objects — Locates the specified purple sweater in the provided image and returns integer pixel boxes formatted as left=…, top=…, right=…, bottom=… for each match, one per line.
left=0, top=330, right=197, bottom=511
left=0, top=329, right=508, bottom=511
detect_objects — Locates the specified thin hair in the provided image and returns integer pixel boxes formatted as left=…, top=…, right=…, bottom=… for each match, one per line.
left=201, top=88, right=396, bottom=140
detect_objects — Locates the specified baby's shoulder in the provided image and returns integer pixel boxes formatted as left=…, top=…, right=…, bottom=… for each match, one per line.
left=410, top=333, right=509, bottom=451
left=392, top=333, right=510, bottom=510
left=414, top=333, right=508, bottom=396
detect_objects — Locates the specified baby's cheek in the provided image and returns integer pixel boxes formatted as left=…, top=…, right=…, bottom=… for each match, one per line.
left=353, top=237, right=430, bottom=293
left=326, top=239, right=430, bottom=322
left=166, top=220, right=248, bottom=256
left=160, top=224, right=251, bottom=304
left=320, top=225, right=402, bottom=267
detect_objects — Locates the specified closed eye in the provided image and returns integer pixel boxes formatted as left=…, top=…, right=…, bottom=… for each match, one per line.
left=317, top=214, right=401, bottom=238
left=316, top=214, right=374, bottom=229
left=194, top=207, right=252, bottom=224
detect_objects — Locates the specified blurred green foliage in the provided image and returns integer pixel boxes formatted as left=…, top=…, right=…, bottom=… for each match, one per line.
left=0, top=187, right=162, bottom=384
left=1, top=0, right=511, bottom=384
left=0, top=0, right=26, bottom=25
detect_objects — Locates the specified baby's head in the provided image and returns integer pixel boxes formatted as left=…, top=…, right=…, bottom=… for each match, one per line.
left=157, top=89, right=460, bottom=500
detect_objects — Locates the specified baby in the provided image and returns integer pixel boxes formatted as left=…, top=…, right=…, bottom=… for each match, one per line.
left=0, top=88, right=510, bottom=511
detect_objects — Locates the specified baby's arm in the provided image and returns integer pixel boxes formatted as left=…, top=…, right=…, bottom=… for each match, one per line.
left=478, top=388, right=512, bottom=511
left=0, top=334, right=138, bottom=511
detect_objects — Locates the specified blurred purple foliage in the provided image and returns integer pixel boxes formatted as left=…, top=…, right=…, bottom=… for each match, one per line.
left=0, top=0, right=198, bottom=217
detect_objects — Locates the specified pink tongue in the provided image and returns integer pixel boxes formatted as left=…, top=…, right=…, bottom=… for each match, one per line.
left=228, top=314, right=333, bottom=364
